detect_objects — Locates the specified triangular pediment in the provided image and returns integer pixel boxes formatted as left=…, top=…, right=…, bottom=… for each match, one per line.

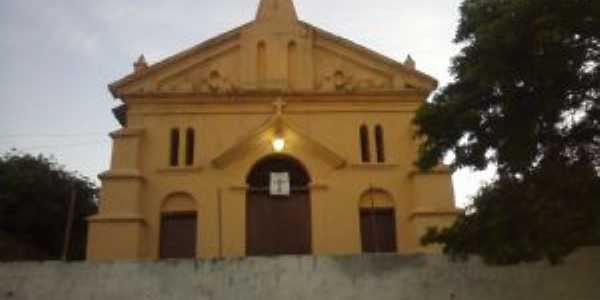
left=308, top=24, right=437, bottom=92
left=109, top=24, right=247, bottom=97
left=211, top=114, right=346, bottom=169
left=109, top=1, right=437, bottom=98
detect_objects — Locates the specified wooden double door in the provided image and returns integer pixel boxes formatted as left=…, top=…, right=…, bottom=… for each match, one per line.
left=246, top=155, right=312, bottom=256
left=159, top=213, right=197, bottom=259
left=360, top=208, right=397, bottom=253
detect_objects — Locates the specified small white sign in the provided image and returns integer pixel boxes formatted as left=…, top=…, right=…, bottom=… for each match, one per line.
left=270, top=172, right=290, bottom=196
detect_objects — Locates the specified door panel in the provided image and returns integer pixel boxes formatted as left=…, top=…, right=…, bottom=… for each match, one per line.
left=360, top=209, right=397, bottom=253
left=160, top=213, right=197, bottom=259
left=247, top=192, right=311, bottom=256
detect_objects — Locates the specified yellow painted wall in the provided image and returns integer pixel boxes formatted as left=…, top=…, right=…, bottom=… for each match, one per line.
left=87, top=0, right=458, bottom=261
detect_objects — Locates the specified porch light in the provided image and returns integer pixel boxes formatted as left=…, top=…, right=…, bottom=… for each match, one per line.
left=273, top=137, right=286, bottom=152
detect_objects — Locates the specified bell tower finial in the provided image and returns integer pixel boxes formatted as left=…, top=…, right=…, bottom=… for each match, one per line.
left=404, top=55, right=416, bottom=70
left=256, top=0, right=298, bottom=22
left=133, top=54, right=148, bottom=74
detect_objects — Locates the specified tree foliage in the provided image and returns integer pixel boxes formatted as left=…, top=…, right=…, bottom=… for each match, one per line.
left=0, top=151, right=98, bottom=261
left=415, top=0, right=600, bottom=264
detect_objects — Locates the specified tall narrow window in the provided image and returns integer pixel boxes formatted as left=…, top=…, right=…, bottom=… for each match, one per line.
left=287, top=41, right=298, bottom=90
left=185, top=128, right=195, bottom=166
left=360, top=125, right=371, bottom=162
left=375, top=125, right=385, bottom=163
left=170, top=128, right=180, bottom=167
left=257, top=41, right=267, bottom=87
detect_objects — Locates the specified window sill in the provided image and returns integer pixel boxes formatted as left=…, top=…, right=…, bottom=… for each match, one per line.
left=157, top=166, right=204, bottom=173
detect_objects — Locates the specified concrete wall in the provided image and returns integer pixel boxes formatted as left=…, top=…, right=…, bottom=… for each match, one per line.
left=1, top=249, right=599, bottom=300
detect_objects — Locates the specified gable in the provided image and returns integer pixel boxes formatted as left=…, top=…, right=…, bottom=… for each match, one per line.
left=310, top=24, right=437, bottom=92
left=109, top=7, right=437, bottom=98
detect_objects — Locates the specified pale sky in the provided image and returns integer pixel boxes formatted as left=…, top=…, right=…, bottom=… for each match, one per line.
left=0, top=0, right=495, bottom=208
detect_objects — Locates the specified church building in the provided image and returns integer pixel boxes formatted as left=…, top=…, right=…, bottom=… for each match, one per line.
left=87, top=0, right=458, bottom=261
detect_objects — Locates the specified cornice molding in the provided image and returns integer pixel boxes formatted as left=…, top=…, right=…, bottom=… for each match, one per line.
left=409, top=209, right=462, bottom=221
left=98, top=169, right=145, bottom=181
left=348, top=163, right=401, bottom=170
left=156, top=166, right=204, bottom=174
left=88, top=214, right=146, bottom=224
left=109, top=128, right=145, bottom=139
left=121, top=89, right=430, bottom=102
left=229, top=183, right=328, bottom=192
left=408, top=166, right=453, bottom=178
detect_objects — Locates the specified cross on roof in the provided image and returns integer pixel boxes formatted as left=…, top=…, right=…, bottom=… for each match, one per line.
left=273, top=98, right=286, bottom=116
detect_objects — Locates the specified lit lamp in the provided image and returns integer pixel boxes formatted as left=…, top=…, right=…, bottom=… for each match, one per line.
left=272, top=137, right=286, bottom=152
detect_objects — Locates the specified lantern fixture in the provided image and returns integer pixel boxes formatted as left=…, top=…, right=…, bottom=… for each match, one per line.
left=272, top=137, right=285, bottom=152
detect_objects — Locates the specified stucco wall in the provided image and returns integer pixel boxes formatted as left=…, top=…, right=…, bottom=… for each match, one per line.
left=1, top=249, right=599, bottom=300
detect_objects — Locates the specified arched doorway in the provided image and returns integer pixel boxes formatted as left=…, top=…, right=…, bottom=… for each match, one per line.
left=246, top=154, right=312, bottom=256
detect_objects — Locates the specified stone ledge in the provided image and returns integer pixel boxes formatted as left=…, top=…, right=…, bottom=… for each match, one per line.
left=98, top=169, right=145, bottom=181
left=109, top=128, right=145, bottom=139
left=156, top=166, right=204, bottom=174
left=348, top=163, right=400, bottom=169
left=408, top=165, right=452, bottom=178
left=409, top=208, right=462, bottom=220
left=87, top=214, right=146, bottom=224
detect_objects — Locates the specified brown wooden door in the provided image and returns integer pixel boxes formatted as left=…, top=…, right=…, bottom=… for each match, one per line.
left=360, top=208, right=397, bottom=253
left=245, top=155, right=312, bottom=256
left=160, top=213, right=197, bottom=259
left=246, top=191, right=311, bottom=256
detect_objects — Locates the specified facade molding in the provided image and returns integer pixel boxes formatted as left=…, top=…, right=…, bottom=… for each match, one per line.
left=98, top=169, right=145, bottom=181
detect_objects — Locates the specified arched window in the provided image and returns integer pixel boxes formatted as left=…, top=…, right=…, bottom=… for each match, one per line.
left=185, top=128, right=195, bottom=166
left=170, top=128, right=180, bottom=167
left=360, top=125, right=371, bottom=163
left=375, top=125, right=385, bottom=163
left=359, top=189, right=397, bottom=253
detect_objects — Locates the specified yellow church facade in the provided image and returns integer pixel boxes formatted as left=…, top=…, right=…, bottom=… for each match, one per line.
left=87, top=0, right=458, bottom=261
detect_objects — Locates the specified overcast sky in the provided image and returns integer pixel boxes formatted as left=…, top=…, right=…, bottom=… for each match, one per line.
left=0, top=0, right=495, bottom=207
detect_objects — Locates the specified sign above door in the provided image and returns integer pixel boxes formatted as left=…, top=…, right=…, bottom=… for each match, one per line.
left=270, top=172, right=290, bottom=196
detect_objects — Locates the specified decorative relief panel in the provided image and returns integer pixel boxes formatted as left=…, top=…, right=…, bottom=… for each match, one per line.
left=156, top=50, right=240, bottom=94
left=158, top=69, right=238, bottom=94
left=314, top=48, right=393, bottom=92
left=317, top=70, right=391, bottom=92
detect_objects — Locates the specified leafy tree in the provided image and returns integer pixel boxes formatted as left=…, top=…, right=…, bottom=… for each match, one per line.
left=416, top=0, right=600, bottom=264
left=0, top=151, right=98, bottom=261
